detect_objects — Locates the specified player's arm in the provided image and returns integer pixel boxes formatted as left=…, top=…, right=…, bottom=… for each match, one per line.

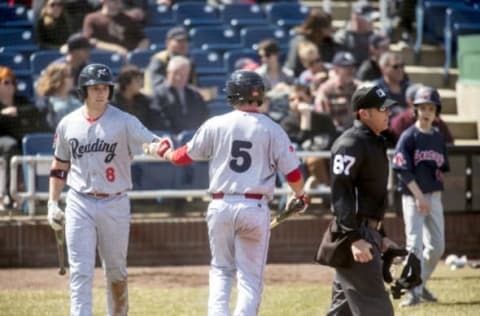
left=47, top=158, right=69, bottom=231
left=49, top=158, right=69, bottom=202
left=284, top=167, right=310, bottom=213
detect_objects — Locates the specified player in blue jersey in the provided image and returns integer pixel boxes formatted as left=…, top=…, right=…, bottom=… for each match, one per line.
left=391, top=86, right=450, bottom=307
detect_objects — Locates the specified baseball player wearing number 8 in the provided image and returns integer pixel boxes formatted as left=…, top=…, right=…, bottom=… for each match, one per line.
left=326, top=85, right=399, bottom=316
left=145, top=70, right=309, bottom=316
left=47, top=64, right=160, bottom=316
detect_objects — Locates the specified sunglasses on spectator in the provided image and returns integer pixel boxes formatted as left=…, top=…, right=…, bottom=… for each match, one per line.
left=1, top=80, right=14, bottom=86
left=390, top=63, right=404, bottom=70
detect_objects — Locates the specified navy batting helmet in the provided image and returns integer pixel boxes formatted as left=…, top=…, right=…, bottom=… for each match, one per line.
left=77, top=63, right=114, bottom=100
left=413, top=86, right=441, bottom=114
left=225, top=70, right=265, bottom=106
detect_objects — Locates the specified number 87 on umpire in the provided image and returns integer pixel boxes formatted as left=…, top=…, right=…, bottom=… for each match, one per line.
left=144, top=70, right=310, bottom=316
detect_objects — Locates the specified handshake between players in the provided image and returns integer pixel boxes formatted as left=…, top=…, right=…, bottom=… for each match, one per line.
left=143, top=137, right=174, bottom=160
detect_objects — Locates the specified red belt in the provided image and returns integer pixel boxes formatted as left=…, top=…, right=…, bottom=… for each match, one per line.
left=87, top=192, right=122, bottom=198
left=211, top=193, right=263, bottom=200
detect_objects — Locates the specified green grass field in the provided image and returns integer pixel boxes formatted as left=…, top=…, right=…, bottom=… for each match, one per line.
left=1, top=264, right=479, bottom=316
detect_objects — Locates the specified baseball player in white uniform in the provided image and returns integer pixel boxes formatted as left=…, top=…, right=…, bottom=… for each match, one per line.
left=144, top=70, right=310, bottom=316
left=47, top=64, right=159, bottom=316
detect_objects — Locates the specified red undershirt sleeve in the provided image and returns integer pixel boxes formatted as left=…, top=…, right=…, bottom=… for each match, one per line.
left=285, top=167, right=302, bottom=183
left=170, top=145, right=193, bottom=166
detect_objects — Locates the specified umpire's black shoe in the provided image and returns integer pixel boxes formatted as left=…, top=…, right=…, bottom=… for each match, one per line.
left=421, top=288, right=438, bottom=302
left=399, top=293, right=421, bottom=307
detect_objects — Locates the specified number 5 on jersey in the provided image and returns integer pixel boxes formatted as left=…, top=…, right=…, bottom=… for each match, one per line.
left=333, top=154, right=356, bottom=175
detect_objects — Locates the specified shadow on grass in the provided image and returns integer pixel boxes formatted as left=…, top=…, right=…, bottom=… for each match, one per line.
left=430, top=275, right=480, bottom=281
left=435, top=300, right=480, bottom=306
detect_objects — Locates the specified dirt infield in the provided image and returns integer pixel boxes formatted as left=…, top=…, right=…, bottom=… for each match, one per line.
left=0, top=264, right=334, bottom=291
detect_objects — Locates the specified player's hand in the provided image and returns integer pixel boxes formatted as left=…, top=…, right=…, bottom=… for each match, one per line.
left=143, top=137, right=173, bottom=159
left=381, top=237, right=399, bottom=253
left=47, top=200, right=65, bottom=231
left=351, top=239, right=373, bottom=263
left=415, top=195, right=431, bottom=215
left=286, top=191, right=310, bottom=214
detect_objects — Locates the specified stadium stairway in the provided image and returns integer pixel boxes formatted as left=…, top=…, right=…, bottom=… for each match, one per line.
left=303, top=0, right=479, bottom=145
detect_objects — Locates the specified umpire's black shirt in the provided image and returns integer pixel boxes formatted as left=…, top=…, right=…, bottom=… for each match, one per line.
left=330, top=120, right=389, bottom=242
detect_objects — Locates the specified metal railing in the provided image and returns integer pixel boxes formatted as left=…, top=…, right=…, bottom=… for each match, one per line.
left=9, top=152, right=333, bottom=216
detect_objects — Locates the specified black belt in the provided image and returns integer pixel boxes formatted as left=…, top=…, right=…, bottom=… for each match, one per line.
left=86, top=192, right=122, bottom=198
left=211, top=193, right=263, bottom=200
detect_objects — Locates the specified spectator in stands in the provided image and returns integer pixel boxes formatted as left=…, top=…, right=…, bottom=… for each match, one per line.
left=35, top=0, right=74, bottom=49
left=390, top=83, right=454, bottom=145
left=399, top=0, right=417, bottom=45
left=375, top=51, right=411, bottom=117
left=315, top=51, right=359, bottom=132
left=297, top=40, right=329, bottom=94
left=33, top=0, right=96, bottom=32
left=112, top=65, right=151, bottom=124
left=54, top=33, right=93, bottom=85
left=334, top=1, right=378, bottom=66
left=281, top=84, right=337, bottom=191
left=285, top=8, right=339, bottom=77
left=144, top=26, right=197, bottom=96
left=35, top=63, right=82, bottom=130
left=255, top=39, right=294, bottom=90
left=357, top=33, right=390, bottom=82
left=0, top=67, right=48, bottom=210
left=149, top=56, right=207, bottom=134
left=83, top=0, right=149, bottom=57
left=121, top=0, right=148, bottom=23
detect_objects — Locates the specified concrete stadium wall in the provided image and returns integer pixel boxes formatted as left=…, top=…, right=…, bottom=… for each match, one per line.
left=0, top=214, right=479, bottom=268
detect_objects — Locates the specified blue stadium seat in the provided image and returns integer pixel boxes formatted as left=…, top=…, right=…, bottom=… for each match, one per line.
left=15, top=74, right=34, bottom=100
left=190, top=49, right=225, bottom=75
left=176, top=129, right=209, bottom=189
left=144, top=26, right=171, bottom=47
left=240, top=25, right=290, bottom=51
left=0, top=28, right=38, bottom=53
left=219, top=3, right=268, bottom=30
left=223, top=48, right=260, bottom=73
left=131, top=131, right=179, bottom=191
left=145, top=4, right=175, bottom=26
left=127, top=50, right=155, bottom=70
left=0, top=52, right=30, bottom=76
left=189, top=26, right=243, bottom=52
left=21, top=133, right=55, bottom=194
left=207, top=99, right=230, bottom=117
left=0, top=4, right=32, bottom=28
left=197, top=74, right=227, bottom=97
left=414, top=0, right=470, bottom=59
left=89, top=50, right=126, bottom=75
left=444, top=7, right=480, bottom=82
left=265, top=2, right=309, bottom=29
left=30, top=50, right=62, bottom=77
left=172, top=2, right=222, bottom=27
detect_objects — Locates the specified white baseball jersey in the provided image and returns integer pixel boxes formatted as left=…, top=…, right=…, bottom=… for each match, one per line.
left=53, top=105, right=156, bottom=193
left=186, top=110, right=300, bottom=199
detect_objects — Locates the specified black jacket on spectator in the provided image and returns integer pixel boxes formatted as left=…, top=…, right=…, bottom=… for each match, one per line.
left=112, top=91, right=151, bottom=126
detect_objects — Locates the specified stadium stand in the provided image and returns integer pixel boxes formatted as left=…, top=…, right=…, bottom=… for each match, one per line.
left=240, top=25, right=290, bottom=51
left=127, top=50, right=155, bottom=70
left=190, top=49, right=225, bottom=75
left=30, top=50, right=62, bottom=78
left=189, top=25, right=243, bottom=52
left=206, top=99, right=230, bottom=117
left=218, top=3, right=267, bottom=30
left=0, top=52, right=30, bottom=76
left=265, top=2, right=309, bottom=30
left=223, top=48, right=260, bottom=73
left=145, top=3, right=175, bottom=27
left=176, top=129, right=209, bottom=189
left=88, top=50, right=125, bottom=75
left=172, top=2, right=222, bottom=27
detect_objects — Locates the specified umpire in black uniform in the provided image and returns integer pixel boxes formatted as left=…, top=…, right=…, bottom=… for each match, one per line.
left=327, top=85, right=398, bottom=316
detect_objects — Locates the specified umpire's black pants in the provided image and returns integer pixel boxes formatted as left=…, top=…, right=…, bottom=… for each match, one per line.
left=326, top=225, right=394, bottom=316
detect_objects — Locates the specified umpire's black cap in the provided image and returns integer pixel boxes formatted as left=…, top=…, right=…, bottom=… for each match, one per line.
left=351, top=85, right=397, bottom=112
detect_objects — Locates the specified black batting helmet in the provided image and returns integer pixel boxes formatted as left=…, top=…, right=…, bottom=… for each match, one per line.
left=413, top=86, right=441, bottom=114
left=77, top=63, right=114, bottom=100
left=225, top=70, right=265, bottom=106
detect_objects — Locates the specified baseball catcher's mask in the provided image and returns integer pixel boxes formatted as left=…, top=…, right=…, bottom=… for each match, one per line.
left=77, top=63, right=115, bottom=100
left=225, top=70, right=265, bottom=107
left=382, top=248, right=422, bottom=299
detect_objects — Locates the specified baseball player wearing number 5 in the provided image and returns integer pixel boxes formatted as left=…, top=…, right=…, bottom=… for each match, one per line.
left=47, top=64, right=160, bottom=316
left=327, top=85, right=398, bottom=316
left=145, top=70, right=309, bottom=316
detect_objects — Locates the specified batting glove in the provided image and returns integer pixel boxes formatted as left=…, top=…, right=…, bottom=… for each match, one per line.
left=286, top=191, right=310, bottom=214
left=143, top=137, right=173, bottom=159
left=47, top=200, right=65, bottom=231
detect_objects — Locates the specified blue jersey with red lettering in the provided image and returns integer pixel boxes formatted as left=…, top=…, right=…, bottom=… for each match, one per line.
left=392, top=125, right=449, bottom=195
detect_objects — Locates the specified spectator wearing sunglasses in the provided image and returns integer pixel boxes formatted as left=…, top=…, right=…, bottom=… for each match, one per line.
left=35, top=0, right=75, bottom=49
left=256, top=39, right=294, bottom=91
left=375, top=51, right=411, bottom=118
left=357, top=33, right=390, bottom=82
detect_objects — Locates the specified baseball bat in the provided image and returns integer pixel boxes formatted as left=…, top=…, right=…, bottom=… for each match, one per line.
left=54, top=229, right=66, bottom=276
left=270, top=198, right=306, bottom=229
